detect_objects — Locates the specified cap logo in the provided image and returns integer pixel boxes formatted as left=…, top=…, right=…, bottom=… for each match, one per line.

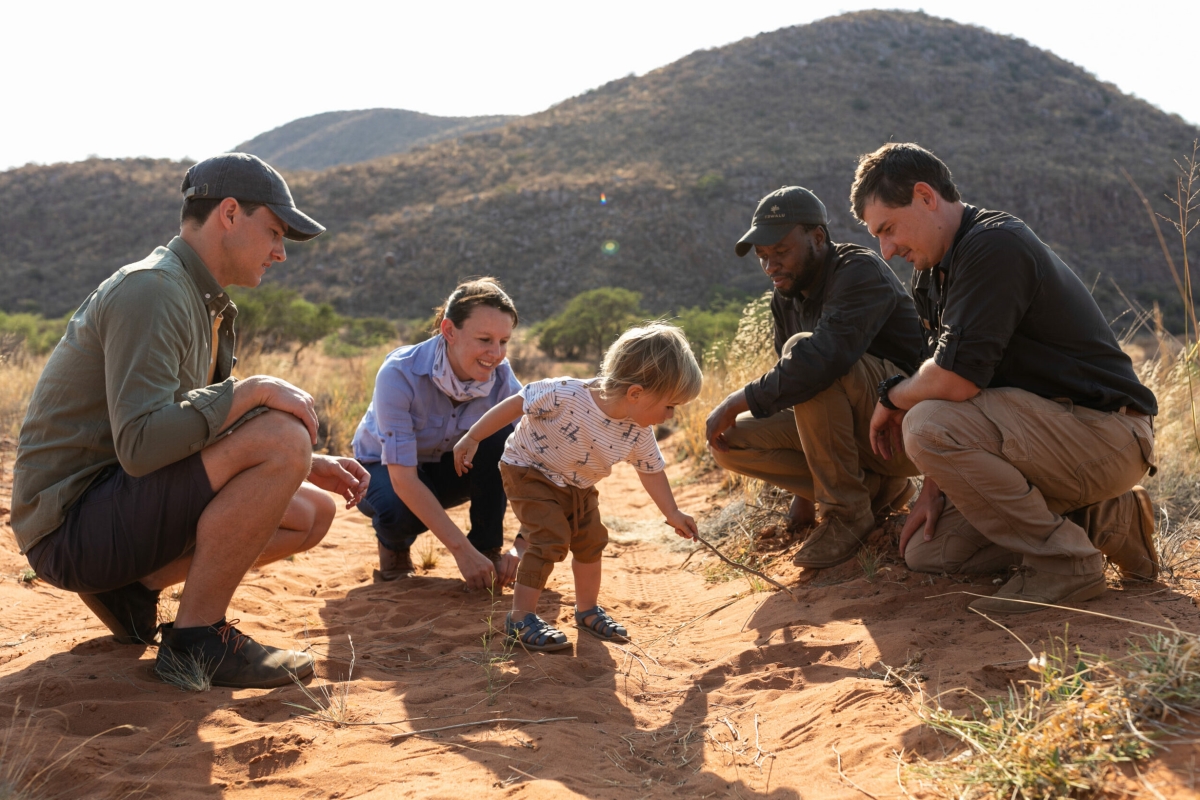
left=771, top=205, right=780, bottom=213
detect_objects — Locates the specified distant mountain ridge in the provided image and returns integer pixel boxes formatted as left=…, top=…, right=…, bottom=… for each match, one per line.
left=1, top=11, right=1196, bottom=325
left=234, top=108, right=516, bottom=171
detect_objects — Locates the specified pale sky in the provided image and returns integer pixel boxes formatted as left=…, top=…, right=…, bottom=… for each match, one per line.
left=3, top=1, right=1197, bottom=172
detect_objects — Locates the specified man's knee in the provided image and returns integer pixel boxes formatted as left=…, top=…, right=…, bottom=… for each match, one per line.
left=901, top=399, right=960, bottom=468
left=204, top=409, right=312, bottom=493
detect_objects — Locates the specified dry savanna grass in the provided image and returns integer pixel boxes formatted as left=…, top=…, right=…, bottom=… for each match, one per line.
left=902, top=626, right=1200, bottom=799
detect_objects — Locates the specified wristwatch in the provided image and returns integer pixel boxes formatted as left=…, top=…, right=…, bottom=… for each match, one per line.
left=877, top=374, right=906, bottom=411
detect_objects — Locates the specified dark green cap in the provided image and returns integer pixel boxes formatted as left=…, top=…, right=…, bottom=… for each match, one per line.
left=181, top=153, right=325, bottom=242
left=735, top=186, right=828, bottom=257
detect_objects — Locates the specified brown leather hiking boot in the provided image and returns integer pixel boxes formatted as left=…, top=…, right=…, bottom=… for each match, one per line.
left=1097, top=486, right=1160, bottom=581
left=792, top=512, right=876, bottom=569
left=969, top=568, right=1107, bottom=615
left=374, top=543, right=415, bottom=582
left=156, top=619, right=314, bottom=689
left=78, top=581, right=161, bottom=644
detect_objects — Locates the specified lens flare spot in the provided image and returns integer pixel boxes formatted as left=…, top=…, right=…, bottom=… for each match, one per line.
left=600, top=193, right=607, bottom=205
left=602, top=240, right=620, bottom=256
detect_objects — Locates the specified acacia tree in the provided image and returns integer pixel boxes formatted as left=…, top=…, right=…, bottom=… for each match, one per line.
left=537, top=287, right=644, bottom=362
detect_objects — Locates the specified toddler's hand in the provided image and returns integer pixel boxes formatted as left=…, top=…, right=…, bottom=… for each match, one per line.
left=665, top=509, right=697, bottom=540
left=453, top=434, right=479, bottom=476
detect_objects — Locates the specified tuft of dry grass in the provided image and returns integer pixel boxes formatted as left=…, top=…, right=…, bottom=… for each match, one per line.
left=904, top=628, right=1200, bottom=799
left=675, top=292, right=776, bottom=480
left=0, top=353, right=47, bottom=441
left=478, top=586, right=516, bottom=707
left=416, top=539, right=440, bottom=571
left=234, top=344, right=391, bottom=456
left=0, top=696, right=157, bottom=800
left=155, top=648, right=214, bottom=693
left=285, top=636, right=355, bottom=726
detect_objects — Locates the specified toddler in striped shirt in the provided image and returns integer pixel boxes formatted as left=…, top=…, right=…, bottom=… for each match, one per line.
left=454, top=322, right=702, bottom=651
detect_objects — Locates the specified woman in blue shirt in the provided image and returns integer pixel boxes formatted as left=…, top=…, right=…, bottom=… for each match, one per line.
left=353, top=279, right=524, bottom=590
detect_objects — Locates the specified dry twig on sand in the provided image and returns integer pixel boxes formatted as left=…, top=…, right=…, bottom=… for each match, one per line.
left=680, top=526, right=796, bottom=599
left=391, top=716, right=577, bottom=740
left=833, top=743, right=881, bottom=800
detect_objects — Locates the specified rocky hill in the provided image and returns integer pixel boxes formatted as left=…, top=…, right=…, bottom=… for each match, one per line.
left=233, top=108, right=515, bottom=171
left=1, top=10, right=1196, bottom=324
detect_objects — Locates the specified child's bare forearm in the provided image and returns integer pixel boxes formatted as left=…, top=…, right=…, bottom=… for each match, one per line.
left=637, top=469, right=679, bottom=516
left=466, top=394, right=525, bottom=442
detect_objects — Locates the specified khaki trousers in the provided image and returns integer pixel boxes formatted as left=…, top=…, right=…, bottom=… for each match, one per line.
left=902, top=387, right=1155, bottom=576
left=712, top=337, right=919, bottom=521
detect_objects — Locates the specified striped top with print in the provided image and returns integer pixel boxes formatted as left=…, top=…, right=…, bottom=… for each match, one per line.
left=502, top=378, right=665, bottom=489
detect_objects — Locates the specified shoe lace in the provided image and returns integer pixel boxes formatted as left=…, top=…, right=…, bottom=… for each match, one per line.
left=215, top=618, right=248, bottom=654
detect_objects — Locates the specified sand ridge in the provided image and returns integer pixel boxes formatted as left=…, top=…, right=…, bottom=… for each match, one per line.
left=0, top=437, right=1197, bottom=798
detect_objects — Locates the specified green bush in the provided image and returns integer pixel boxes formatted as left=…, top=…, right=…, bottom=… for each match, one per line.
left=0, top=311, right=70, bottom=359
left=230, top=285, right=341, bottom=360
left=673, top=296, right=745, bottom=361
left=536, top=287, right=645, bottom=361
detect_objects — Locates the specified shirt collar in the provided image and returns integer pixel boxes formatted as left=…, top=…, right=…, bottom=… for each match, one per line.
left=167, top=236, right=235, bottom=315
left=936, top=204, right=979, bottom=276
left=796, top=240, right=838, bottom=302
left=408, top=335, right=441, bottom=376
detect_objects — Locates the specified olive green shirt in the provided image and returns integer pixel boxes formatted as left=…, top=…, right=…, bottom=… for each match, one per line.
left=11, top=237, right=240, bottom=553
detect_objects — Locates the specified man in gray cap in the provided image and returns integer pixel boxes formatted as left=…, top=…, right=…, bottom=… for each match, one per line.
left=12, top=153, right=369, bottom=688
left=706, top=186, right=925, bottom=568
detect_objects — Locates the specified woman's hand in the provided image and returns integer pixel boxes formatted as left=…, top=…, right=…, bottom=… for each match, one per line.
left=307, top=455, right=370, bottom=509
left=665, top=509, right=698, bottom=540
left=453, top=434, right=479, bottom=476
left=449, top=543, right=499, bottom=591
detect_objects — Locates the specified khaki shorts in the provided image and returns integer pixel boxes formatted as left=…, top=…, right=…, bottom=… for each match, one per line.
left=500, top=462, right=608, bottom=590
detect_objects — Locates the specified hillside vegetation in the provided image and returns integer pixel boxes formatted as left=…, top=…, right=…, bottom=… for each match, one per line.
left=234, top=108, right=515, bottom=171
left=1, top=10, right=1196, bottom=325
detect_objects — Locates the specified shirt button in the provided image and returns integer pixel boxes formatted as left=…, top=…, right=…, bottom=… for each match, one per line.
left=205, top=293, right=211, bottom=299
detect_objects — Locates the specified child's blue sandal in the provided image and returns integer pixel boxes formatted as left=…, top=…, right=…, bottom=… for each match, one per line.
left=506, top=612, right=571, bottom=652
left=574, top=605, right=629, bottom=642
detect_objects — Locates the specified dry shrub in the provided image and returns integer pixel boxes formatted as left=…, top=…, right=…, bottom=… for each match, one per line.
left=675, top=291, right=775, bottom=480
left=235, top=344, right=392, bottom=456
left=0, top=353, right=47, bottom=440
left=905, top=629, right=1200, bottom=799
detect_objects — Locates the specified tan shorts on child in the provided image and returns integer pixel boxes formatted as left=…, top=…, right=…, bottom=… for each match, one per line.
left=500, top=462, right=608, bottom=590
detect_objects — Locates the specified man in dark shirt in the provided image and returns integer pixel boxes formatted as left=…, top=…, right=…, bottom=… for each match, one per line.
left=706, top=186, right=925, bottom=569
left=855, top=142, right=1158, bottom=614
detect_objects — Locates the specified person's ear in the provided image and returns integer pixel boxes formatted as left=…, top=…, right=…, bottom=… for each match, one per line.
left=627, top=384, right=644, bottom=403
left=440, top=317, right=457, bottom=342
left=912, top=182, right=939, bottom=210
left=218, top=197, right=240, bottom=230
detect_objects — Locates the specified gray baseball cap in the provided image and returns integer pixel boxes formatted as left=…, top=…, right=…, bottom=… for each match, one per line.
left=181, top=153, right=325, bottom=242
left=735, top=186, right=828, bottom=257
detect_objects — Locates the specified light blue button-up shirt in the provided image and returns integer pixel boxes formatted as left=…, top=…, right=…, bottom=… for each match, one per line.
left=352, top=335, right=521, bottom=467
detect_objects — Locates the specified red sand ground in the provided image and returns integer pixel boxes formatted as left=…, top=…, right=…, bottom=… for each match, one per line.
left=0, top=437, right=1197, bottom=798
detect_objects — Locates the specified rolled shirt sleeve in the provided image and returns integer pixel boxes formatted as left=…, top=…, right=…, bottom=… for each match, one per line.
left=369, top=365, right=420, bottom=467
left=934, top=230, right=1038, bottom=389
left=745, top=261, right=899, bottom=418
left=100, top=271, right=234, bottom=477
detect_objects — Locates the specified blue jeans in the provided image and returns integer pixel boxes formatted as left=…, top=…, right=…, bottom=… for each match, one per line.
left=358, top=424, right=512, bottom=553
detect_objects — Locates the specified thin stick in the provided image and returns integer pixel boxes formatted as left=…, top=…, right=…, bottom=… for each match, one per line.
left=672, top=524, right=796, bottom=599
left=928, top=590, right=1195, bottom=635
left=833, top=743, right=881, bottom=800
left=391, top=716, right=577, bottom=740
